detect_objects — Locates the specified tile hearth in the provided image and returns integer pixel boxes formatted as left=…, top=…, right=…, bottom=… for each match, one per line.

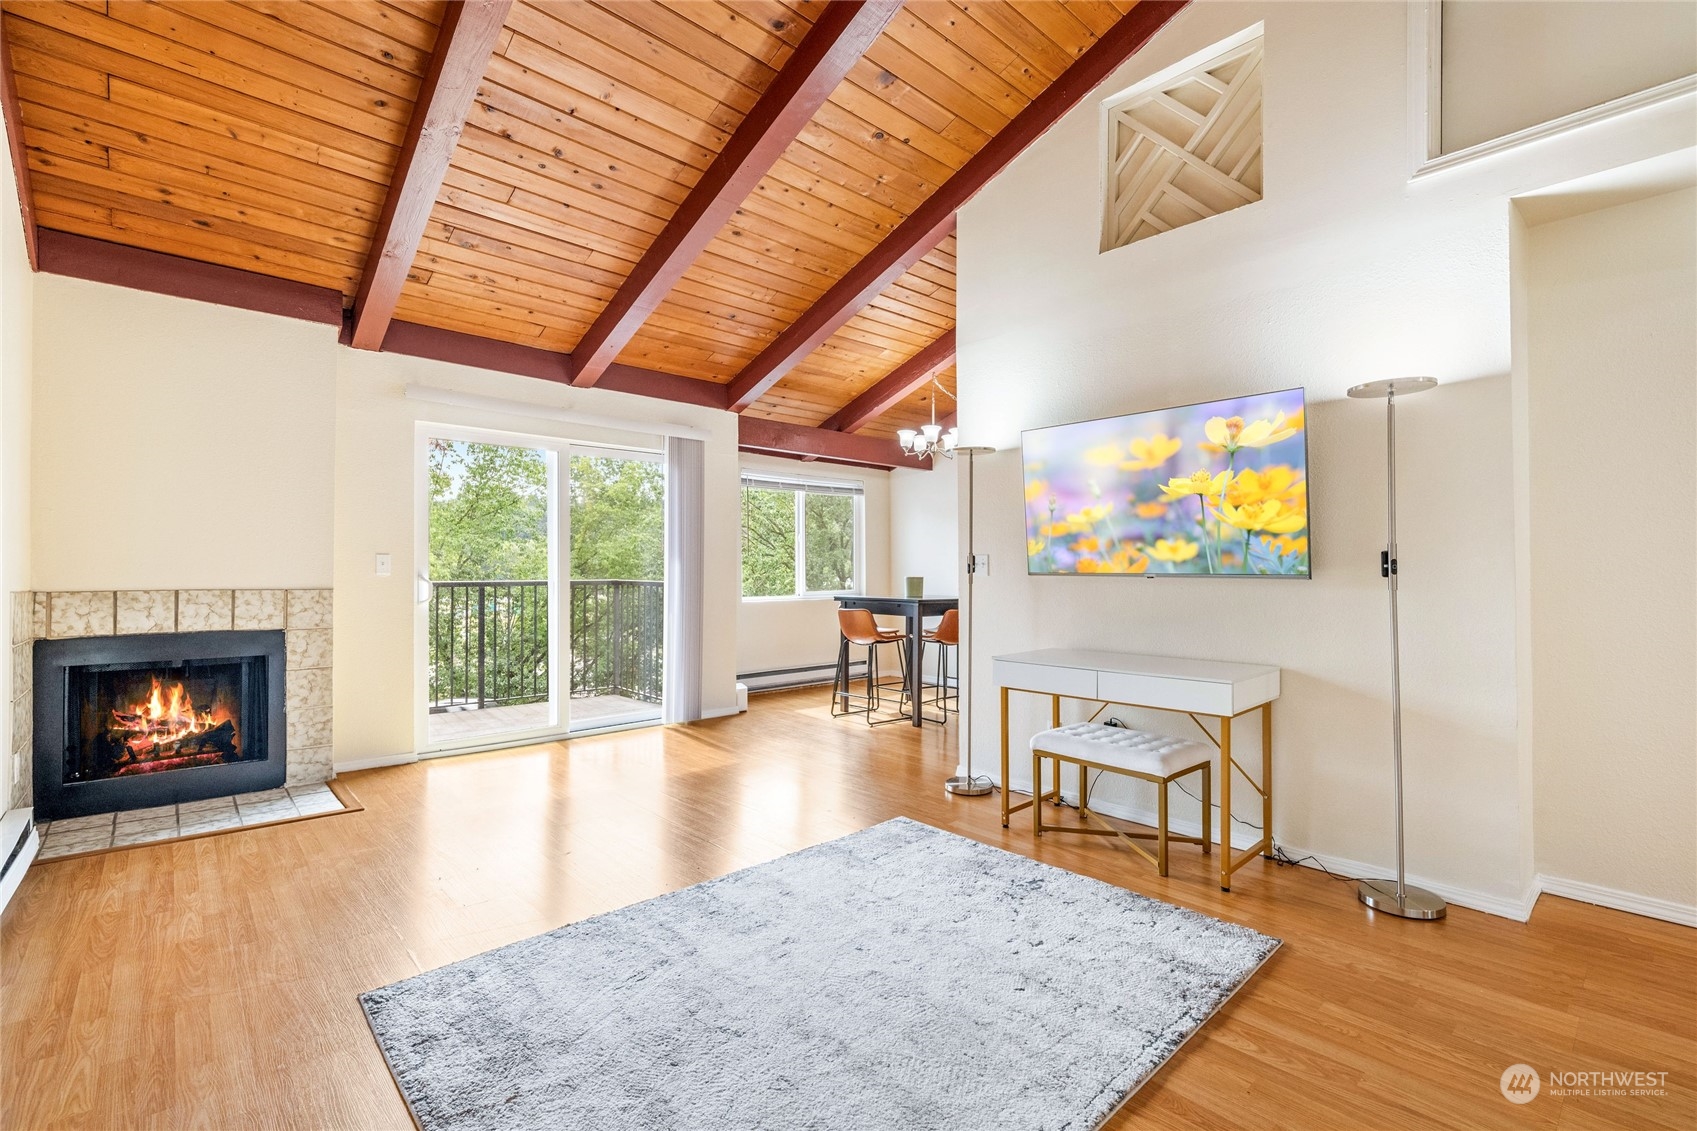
left=35, top=782, right=348, bottom=860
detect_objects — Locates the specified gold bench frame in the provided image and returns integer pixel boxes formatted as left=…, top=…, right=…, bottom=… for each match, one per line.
left=1031, top=740, right=1211, bottom=876
left=1001, top=688, right=1273, bottom=891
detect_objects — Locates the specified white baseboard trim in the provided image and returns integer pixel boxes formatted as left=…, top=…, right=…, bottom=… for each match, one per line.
left=1000, top=774, right=1534, bottom=920
left=701, top=706, right=742, bottom=720
left=1271, top=841, right=1539, bottom=922
left=1533, top=874, right=1697, bottom=928
left=0, top=808, right=40, bottom=917
left=335, top=752, right=420, bottom=773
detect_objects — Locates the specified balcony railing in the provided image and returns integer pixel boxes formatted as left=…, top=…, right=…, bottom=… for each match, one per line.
left=428, top=580, right=664, bottom=713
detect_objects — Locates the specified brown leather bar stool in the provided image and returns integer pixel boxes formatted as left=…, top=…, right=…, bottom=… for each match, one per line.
left=831, top=608, right=908, bottom=725
left=922, top=608, right=959, bottom=722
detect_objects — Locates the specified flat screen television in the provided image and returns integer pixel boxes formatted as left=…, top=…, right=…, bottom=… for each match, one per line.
left=1021, top=387, right=1310, bottom=578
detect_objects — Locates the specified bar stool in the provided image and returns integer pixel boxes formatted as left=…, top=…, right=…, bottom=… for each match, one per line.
left=831, top=608, right=908, bottom=725
left=922, top=609, right=959, bottom=721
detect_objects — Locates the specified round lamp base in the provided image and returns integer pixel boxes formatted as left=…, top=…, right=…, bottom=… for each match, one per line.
left=1357, top=878, right=1447, bottom=919
left=944, top=775, right=994, bottom=797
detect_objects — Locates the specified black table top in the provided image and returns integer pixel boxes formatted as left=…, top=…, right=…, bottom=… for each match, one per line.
left=835, top=595, right=958, bottom=614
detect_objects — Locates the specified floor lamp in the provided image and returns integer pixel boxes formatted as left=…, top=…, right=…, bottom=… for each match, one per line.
left=945, top=445, right=996, bottom=797
left=1346, top=377, right=1446, bottom=920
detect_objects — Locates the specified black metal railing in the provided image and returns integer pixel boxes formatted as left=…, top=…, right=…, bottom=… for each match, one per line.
left=428, top=580, right=663, bottom=713
left=570, top=580, right=664, bottom=704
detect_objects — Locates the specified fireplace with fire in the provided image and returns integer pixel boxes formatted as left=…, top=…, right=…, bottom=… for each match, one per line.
left=34, top=630, right=286, bottom=820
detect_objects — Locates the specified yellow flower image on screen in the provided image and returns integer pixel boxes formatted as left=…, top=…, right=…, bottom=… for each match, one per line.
left=1021, top=388, right=1309, bottom=578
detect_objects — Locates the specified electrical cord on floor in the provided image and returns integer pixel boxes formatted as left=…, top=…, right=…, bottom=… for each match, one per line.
left=1270, top=845, right=1362, bottom=885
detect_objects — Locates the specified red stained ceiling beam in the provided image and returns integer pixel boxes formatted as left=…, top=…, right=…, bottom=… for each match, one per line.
left=738, top=416, right=915, bottom=470
left=569, top=0, right=902, bottom=388
left=34, top=232, right=729, bottom=411
left=37, top=231, right=344, bottom=324
left=820, top=328, right=955, bottom=433
left=379, top=321, right=731, bottom=409
left=0, top=12, right=38, bottom=270
left=349, top=0, right=513, bottom=351
left=726, top=0, right=1191, bottom=412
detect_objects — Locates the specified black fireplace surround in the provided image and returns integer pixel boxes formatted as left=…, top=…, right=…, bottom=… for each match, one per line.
left=34, top=630, right=286, bottom=821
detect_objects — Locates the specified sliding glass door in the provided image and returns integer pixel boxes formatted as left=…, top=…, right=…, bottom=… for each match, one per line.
left=566, top=448, right=664, bottom=732
left=419, top=430, right=667, bottom=753
left=424, top=437, right=558, bottom=749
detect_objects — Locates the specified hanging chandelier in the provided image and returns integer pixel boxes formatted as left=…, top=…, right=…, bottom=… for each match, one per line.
left=897, top=379, right=958, bottom=459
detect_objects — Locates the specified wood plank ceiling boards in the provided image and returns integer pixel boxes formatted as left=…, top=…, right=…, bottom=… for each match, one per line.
left=0, top=1, right=1190, bottom=467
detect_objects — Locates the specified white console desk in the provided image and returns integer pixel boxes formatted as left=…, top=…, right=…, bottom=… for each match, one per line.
left=993, top=649, right=1281, bottom=891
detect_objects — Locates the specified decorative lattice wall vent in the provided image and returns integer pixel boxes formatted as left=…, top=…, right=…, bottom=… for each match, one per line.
left=1102, top=36, right=1264, bottom=251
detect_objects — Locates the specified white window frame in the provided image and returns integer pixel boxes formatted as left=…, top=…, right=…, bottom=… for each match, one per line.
left=739, top=472, right=866, bottom=601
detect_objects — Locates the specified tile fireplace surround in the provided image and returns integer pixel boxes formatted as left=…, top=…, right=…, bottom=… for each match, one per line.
left=9, top=589, right=334, bottom=811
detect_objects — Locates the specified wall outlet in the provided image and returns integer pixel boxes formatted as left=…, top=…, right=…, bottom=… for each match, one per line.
left=375, top=553, right=392, bottom=577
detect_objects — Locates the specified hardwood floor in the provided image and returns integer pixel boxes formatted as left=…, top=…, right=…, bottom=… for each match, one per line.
left=3, top=688, right=1692, bottom=1130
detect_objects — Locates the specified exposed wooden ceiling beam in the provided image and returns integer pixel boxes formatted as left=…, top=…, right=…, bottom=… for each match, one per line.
left=570, top=0, right=902, bottom=389
left=820, top=329, right=955, bottom=433
left=34, top=232, right=729, bottom=411
left=738, top=416, right=915, bottom=470
left=726, top=0, right=1191, bottom=412
left=0, top=14, right=38, bottom=270
left=38, top=231, right=344, bottom=325
left=382, top=321, right=729, bottom=409
left=349, top=0, right=512, bottom=351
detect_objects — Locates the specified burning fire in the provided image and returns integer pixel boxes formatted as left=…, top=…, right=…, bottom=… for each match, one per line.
left=111, top=677, right=226, bottom=757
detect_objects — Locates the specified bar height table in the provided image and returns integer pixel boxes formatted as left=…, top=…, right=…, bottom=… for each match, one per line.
left=835, top=595, right=959, bottom=727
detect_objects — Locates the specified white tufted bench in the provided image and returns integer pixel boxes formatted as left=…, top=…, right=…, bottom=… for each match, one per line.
left=1029, top=722, right=1214, bottom=875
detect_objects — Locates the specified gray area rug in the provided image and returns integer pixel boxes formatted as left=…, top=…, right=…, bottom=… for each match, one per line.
left=361, top=817, right=1279, bottom=1131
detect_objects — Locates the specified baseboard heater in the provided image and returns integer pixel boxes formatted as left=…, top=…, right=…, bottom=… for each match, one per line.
left=0, top=808, right=40, bottom=916
left=738, top=662, right=861, bottom=693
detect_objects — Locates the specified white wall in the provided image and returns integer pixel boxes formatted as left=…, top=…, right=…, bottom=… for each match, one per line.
left=734, top=453, right=891, bottom=678
left=888, top=463, right=959, bottom=598
left=1, top=109, right=33, bottom=810
left=1524, top=187, right=1696, bottom=909
left=30, top=275, right=336, bottom=590
left=956, top=0, right=1695, bottom=913
left=335, top=348, right=742, bottom=762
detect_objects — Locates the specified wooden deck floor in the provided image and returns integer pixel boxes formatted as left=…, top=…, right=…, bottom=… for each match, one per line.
left=2, top=688, right=1691, bottom=1129
left=426, top=694, right=660, bottom=746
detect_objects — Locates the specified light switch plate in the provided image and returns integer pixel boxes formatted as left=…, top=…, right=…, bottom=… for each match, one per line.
left=375, top=553, right=392, bottom=577
left=970, top=553, right=989, bottom=577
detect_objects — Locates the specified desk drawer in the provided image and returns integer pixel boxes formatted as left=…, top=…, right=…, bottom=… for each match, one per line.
left=1097, top=671, right=1233, bottom=715
left=994, top=660, right=1097, bottom=699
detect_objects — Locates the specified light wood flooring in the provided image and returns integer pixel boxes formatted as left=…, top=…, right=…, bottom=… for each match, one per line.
left=3, top=688, right=1692, bottom=1130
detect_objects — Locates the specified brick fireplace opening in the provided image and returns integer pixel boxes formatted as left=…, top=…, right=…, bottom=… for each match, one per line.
left=33, top=630, right=286, bottom=820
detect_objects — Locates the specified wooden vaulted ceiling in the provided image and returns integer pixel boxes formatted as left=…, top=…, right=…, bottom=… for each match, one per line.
left=0, top=0, right=1185, bottom=465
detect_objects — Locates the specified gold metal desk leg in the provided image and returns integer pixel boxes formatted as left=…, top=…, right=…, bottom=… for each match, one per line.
left=1050, top=694, right=1061, bottom=807
left=1000, top=687, right=1011, bottom=828
left=1031, top=751, right=1044, bottom=838
left=1219, top=714, right=1233, bottom=891
left=1262, top=701, right=1274, bottom=858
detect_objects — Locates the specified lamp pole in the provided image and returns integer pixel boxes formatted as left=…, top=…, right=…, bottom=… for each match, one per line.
left=945, top=446, right=995, bottom=797
left=1346, top=377, right=1445, bottom=920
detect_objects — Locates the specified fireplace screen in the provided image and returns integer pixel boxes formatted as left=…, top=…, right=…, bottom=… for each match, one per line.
left=64, top=657, right=266, bottom=784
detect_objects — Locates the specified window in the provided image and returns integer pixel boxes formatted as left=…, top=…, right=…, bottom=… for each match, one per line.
left=740, top=473, right=863, bottom=598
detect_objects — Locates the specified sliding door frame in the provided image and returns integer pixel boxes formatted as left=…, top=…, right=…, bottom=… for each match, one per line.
left=413, top=423, right=668, bottom=758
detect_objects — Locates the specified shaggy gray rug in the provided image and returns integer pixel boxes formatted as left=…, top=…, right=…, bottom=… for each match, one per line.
left=361, top=817, right=1279, bottom=1131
